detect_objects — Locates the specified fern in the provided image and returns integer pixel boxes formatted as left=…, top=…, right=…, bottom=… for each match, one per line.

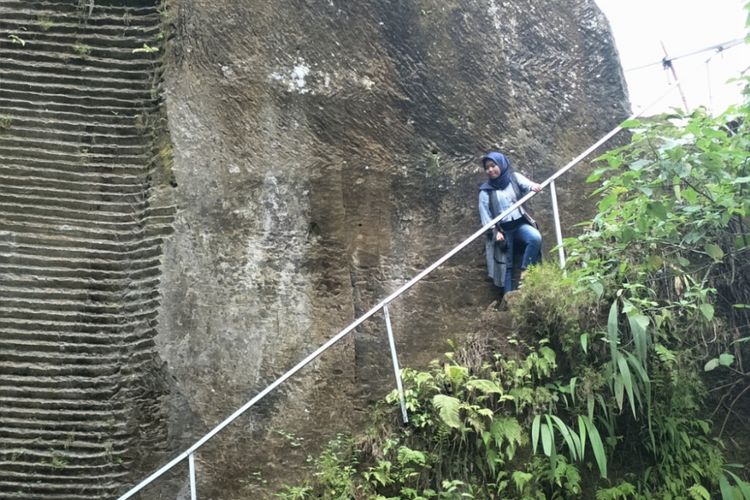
left=432, top=395, right=461, bottom=429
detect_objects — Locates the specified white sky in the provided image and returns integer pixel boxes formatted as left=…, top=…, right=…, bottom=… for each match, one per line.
left=594, top=0, right=750, bottom=115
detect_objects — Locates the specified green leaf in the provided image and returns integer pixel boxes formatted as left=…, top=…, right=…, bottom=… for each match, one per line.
left=569, top=377, right=577, bottom=404
left=647, top=202, right=668, bottom=220
left=724, top=470, right=750, bottom=499
left=704, top=358, right=720, bottom=372
left=550, top=415, right=578, bottom=461
left=704, top=243, right=725, bottom=262
left=621, top=118, right=642, bottom=128
left=719, top=353, right=735, bottom=367
left=577, top=416, right=587, bottom=461
left=617, top=356, right=637, bottom=417
left=599, top=193, right=618, bottom=212
left=466, top=379, right=503, bottom=395
left=531, top=415, right=541, bottom=453
left=512, top=471, right=533, bottom=494
left=432, top=395, right=461, bottom=429
left=720, top=473, right=734, bottom=500
left=582, top=416, right=607, bottom=478
left=540, top=423, right=552, bottom=457
left=683, top=187, right=699, bottom=204
left=629, top=159, right=650, bottom=171
left=699, top=304, right=715, bottom=321
left=590, top=281, right=604, bottom=298
left=688, top=484, right=711, bottom=500
left=627, top=312, right=650, bottom=364
left=580, top=333, right=589, bottom=355
left=607, top=301, right=619, bottom=365
left=614, top=375, right=624, bottom=411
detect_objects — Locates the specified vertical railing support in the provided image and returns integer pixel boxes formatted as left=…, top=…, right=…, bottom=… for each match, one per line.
left=189, top=452, right=198, bottom=500
left=383, top=305, right=409, bottom=424
left=549, top=180, right=566, bottom=268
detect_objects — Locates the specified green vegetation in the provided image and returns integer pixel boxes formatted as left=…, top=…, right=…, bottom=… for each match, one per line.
left=0, top=116, right=12, bottom=132
left=8, top=34, right=26, bottom=46
left=133, top=43, right=159, bottom=54
left=272, top=56, right=750, bottom=500
left=37, top=15, right=54, bottom=31
left=73, top=43, right=92, bottom=56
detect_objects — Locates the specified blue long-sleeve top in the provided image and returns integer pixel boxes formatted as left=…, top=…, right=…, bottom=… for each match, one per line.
left=478, top=172, right=534, bottom=226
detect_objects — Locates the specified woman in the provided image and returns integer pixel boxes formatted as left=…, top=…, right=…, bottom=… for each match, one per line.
left=478, top=151, right=542, bottom=293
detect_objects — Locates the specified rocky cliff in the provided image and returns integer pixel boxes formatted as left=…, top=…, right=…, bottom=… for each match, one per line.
left=157, top=0, right=628, bottom=496
left=0, top=0, right=629, bottom=497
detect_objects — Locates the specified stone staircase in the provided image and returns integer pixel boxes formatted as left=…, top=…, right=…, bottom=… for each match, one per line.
left=0, top=0, right=174, bottom=498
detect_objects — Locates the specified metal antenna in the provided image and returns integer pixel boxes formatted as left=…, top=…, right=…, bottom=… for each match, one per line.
left=661, top=41, right=690, bottom=112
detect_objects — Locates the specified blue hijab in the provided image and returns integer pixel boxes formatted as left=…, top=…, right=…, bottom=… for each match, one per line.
left=480, top=151, right=512, bottom=190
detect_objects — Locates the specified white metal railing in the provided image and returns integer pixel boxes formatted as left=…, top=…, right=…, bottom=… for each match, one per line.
left=117, top=85, right=679, bottom=500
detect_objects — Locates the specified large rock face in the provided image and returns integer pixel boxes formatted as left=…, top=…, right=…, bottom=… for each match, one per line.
left=154, top=0, right=629, bottom=496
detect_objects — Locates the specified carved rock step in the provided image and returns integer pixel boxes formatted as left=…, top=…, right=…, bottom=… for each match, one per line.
left=5, top=115, right=153, bottom=139
left=0, top=425, right=131, bottom=444
left=0, top=214, right=172, bottom=241
left=1, top=52, right=159, bottom=83
left=1, top=273, right=162, bottom=293
left=0, top=293, right=161, bottom=315
left=0, top=86, right=154, bottom=113
left=0, top=187, right=150, bottom=211
left=4, top=122, right=150, bottom=147
left=0, top=314, right=156, bottom=332
left=0, top=337, right=154, bottom=358
left=0, top=98, right=150, bottom=125
left=0, top=415, right=127, bottom=434
left=0, top=316, right=158, bottom=336
left=0, top=303, right=160, bottom=323
left=0, top=169, right=145, bottom=192
left=1, top=63, right=155, bottom=91
left=0, top=458, right=127, bottom=475
left=0, top=144, right=149, bottom=166
left=0, top=41, right=160, bottom=70
left=1, top=468, right=128, bottom=483
left=0, top=121, right=150, bottom=148
left=0, top=141, right=149, bottom=163
left=0, top=154, right=151, bottom=177
left=0, top=219, right=171, bottom=243
left=1, top=184, right=148, bottom=204
left=2, top=228, right=167, bottom=250
left=0, top=355, right=155, bottom=378
left=0, top=485, right=122, bottom=500
left=0, top=456, right=128, bottom=474
left=0, top=221, right=160, bottom=246
left=0, top=21, right=162, bottom=50
left=0, top=240, right=163, bottom=262
left=1, top=76, right=158, bottom=105
left=0, top=0, right=160, bottom=21
left=0, top=253, right=162, bottom=275
left=0, top=46, right=159, bottom=76
left=0, top=393, right=127, bottom=412
left=0, top=212, right=166, bottom=237
left=0, top=470, right=126, bottom=490
left=0, top=195, right=149, bottom=219
left=0, top=198, right=152, bottom=224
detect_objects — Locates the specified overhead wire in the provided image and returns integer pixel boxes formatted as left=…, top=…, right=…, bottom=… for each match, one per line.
left=625, top=37, right=745, bottom=72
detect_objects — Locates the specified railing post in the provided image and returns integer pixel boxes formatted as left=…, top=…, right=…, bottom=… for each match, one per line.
left=383, top=305, right=409, bottom=424
left=549, top=180, right=566, bottom=268
left=189, top=452, right=198, bottom=500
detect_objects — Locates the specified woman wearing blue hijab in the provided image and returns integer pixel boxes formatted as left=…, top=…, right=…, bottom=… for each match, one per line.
left=478, top=151, right=542, bottom=294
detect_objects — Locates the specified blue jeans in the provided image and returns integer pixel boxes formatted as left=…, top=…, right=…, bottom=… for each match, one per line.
left=503, top=222, right=542, bottom=291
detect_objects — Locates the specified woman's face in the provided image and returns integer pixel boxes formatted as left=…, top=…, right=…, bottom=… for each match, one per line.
left=485, top=160, right=502, bottom=179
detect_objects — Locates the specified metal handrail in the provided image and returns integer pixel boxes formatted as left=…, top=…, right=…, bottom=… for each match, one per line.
left=117, top=85, right=679, bottom=499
